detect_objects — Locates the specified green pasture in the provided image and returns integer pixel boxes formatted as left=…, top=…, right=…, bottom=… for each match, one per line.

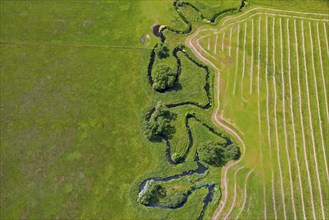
left=0, top=43, right=154, bottom=219
left=2, top=0, right=328, bottom=219
left=0, top=1, right=190, bottom=219
left=0, top=0, right=242, bottom=219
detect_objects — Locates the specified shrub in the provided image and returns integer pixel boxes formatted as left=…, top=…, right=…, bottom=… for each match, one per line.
left=171, top=152, right=183, bottom=163
left=164, top=193, right=186, bottom=208
left=138, top=181, right=166, bottom=205
left=155, top=43, right=170, bottom=59
left=198, top=142, right=224, bottom=167
left=152, top=64, right=176, bottom=91
left=143, top=101, right=176, bottom=141
left=198, top=142, right=240, bottom=167
left=223, top=143, right=240, bottom=160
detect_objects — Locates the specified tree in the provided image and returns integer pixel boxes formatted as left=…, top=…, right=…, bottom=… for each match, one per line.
left=152, top=64, right=176, bottom=91
left=223, top=143, right=240, bottom=160
left=143, top=101, right=176, bottom=141
left=197, top=142, right=240, bottom=167
left=155, top=43, right=170, bottom=59
left=198, top=142, right=224, bottom=167
left=138, top=181, right=166, bottom=205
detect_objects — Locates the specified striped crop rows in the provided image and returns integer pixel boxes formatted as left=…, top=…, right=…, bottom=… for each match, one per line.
left=188, top=8, right=329, bottom=220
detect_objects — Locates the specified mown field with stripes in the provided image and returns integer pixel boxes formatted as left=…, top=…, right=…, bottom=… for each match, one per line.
left=187, top=7, right=329, bottom=219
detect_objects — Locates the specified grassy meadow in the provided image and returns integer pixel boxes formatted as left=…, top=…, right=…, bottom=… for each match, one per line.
left=0, top=0, right=242, bottom=219
left=0, top=1, right=182, bottom=219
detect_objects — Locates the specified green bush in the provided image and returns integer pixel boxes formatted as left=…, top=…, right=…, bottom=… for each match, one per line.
left=143, top=101, right=176, bottom=141
left=152, top=64, right=176, bottom=91
left=197, top=142, right=240, bottom=167
left=171, top=152, right=183, bottom=163
left=155, top=43, right=170, bottom=59
left=223, top=143, right=240, bottom=160
left=138, top=181, right=167, bottom=205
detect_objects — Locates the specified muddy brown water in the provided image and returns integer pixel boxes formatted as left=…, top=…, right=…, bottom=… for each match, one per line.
left=152, top=24, right=161, bottom=37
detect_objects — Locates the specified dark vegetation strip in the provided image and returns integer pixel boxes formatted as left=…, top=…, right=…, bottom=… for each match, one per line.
left=139, top=0, right=247, bottom=218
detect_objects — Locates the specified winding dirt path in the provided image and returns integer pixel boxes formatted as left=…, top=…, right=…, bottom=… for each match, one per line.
left=235, top=169, right=254, bottom=220
left=223, top=166, right=245, bottom=219
left=208, top=67, right=246, bottom=220
left=197, top=34, right=216, bottom=60
left=187, top=30, right=220, bottom=72
left=219, top=114, right=245, bottom=137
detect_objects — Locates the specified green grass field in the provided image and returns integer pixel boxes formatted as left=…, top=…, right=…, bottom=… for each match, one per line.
left=188, top=1, right=329, bottom=219
left=2, top=0, right=328, bottom=219
left=0, top=0, right=241, bottom=219
left=0, top=1, right=183, bottom=219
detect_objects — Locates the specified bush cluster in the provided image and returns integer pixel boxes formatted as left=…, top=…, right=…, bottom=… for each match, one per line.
left=138, top=181, right=166, bottom=205
left=197, top=142, right=240, bottom=167
left=152, top=64, right=176, bottom=91
left=143, top=102, right=176, bottom=141
left=155, top=43, right=170, bottom=59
